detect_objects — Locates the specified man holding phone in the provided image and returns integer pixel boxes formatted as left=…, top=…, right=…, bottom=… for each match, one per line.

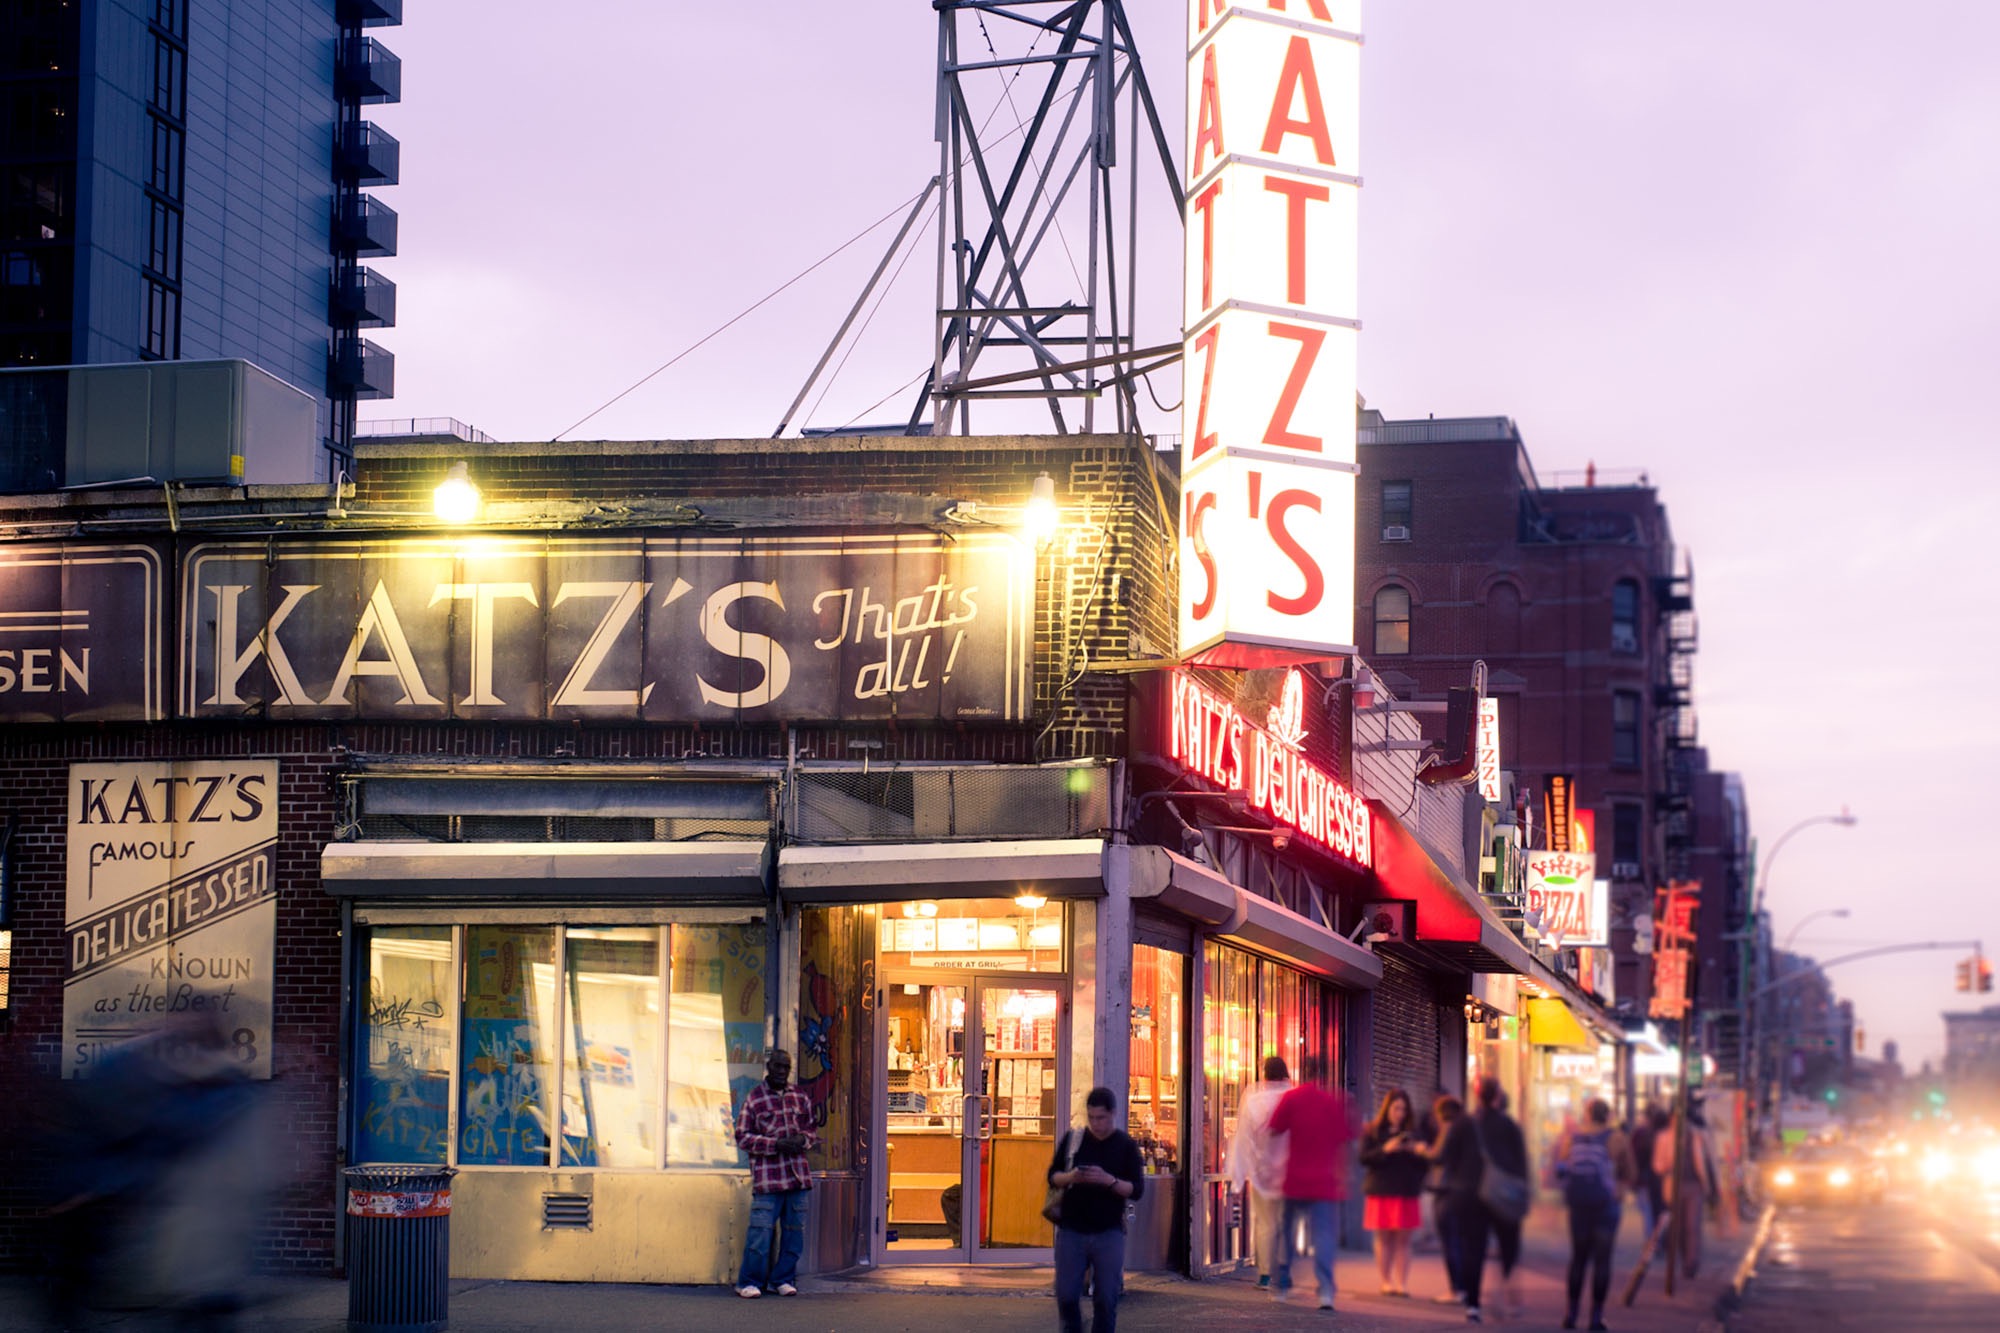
left=1048, top=1086, right=1147, bottom=1333
left=734, top=1049, right=818, bottom=1298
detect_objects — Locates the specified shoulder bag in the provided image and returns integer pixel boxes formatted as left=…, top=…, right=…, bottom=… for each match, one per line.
left=1042, top=1128, right=1082, bottom=1225
left=1473, top=1115, right=1532, bottom=1222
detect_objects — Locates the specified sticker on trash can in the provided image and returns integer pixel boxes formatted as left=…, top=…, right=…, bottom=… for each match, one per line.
left=348, top=1188, right=453, bottom=1218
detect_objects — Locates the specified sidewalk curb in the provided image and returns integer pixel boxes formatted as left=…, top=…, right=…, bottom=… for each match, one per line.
left=1709, top=1203, right=1776, bottom=1327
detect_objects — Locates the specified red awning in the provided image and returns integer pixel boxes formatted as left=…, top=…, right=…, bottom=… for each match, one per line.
left=1368, top=801, right=1484, bottom=944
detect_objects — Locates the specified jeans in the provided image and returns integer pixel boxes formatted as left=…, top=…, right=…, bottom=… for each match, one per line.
left=1566, top=1200, right=1620, bottom=1319
left=1448, top=1193, right=1492, bottom=1309
left=1055, top=1226, right=1126, bottom=1333
left=1279, top=1199, right=1338, bottom=1301
left=736, top=1188, right=808, bottom=1291
left=1434, top=1193, right=1468, bottom=1296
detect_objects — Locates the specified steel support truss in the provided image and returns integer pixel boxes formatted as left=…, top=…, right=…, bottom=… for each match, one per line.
left=909, top=0, right=1182, bottom=437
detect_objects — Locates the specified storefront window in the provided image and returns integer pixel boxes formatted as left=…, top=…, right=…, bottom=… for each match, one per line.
left=460, top=926, right=559, bottom=1166
left=1203, top=942, right=1257, bottom=1264
left=355, top=925, right=453, bottom=1164
left=1129, top=945, right=1184, bottom=1175
left=667, top=923, right=768, bottom=1166
left=560, top=928, right=661, bottom=1168
left=875, top=897, right=1066, bottom=972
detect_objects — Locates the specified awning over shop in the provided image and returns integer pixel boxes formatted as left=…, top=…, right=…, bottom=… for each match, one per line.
left=1525, top=997, right=1595, bottom=1049
left=1367, top=803, right=1538, bottom=974
left=1117, top=844, right=1383, bottom=990
left=320, top=840, right=770, bottom=900
left=776, top=838, right=1105, bottom=904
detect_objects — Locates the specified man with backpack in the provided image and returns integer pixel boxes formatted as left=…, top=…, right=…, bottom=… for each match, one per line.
left=1554, top=1098, right=1637, bottom=1332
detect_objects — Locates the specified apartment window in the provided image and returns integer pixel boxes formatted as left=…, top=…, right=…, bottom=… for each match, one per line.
left=1381, top=481, right=1413, bottom=540
left=151, top=42, right=184, bottom=120
left=149, top=120, right=182, bottom=194
left=1612, top=803, right=1643, bottom=873
left=1612, top=691, right=1641, bottom=768
left=1373, top=586, right=1411, bottom=655
left=143, top=281, right=178, bottom=358
left=145, top=199, right=179, bottom=279
left=1612, top=579, right=1640, bottom=654
left=153, top=0, right=189, bottom=39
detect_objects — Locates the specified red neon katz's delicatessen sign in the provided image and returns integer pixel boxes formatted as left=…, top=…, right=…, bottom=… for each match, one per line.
left=1168, top=670, right=1372, bottom=866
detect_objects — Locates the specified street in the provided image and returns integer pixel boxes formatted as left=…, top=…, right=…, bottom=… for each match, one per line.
left=1727, top=1191, right=2000, bottom=1331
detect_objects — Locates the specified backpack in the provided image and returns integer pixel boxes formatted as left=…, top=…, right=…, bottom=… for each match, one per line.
left=1561, top=1130, right=1617, bottom=1210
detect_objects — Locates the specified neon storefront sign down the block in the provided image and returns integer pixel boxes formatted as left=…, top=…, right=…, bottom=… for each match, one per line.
left=1167, top=669, right=1372, bottom=867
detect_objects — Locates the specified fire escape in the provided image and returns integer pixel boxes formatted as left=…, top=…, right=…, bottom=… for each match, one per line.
left=327, top=0, right=403, bottom=478
left=1653, top=561, right=1699, bottom=881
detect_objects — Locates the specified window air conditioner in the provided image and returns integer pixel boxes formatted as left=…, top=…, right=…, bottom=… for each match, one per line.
left=1382, top=525, right=1411, bottom=541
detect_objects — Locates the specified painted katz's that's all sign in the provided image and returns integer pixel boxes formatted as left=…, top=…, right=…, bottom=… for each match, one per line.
left=63, top=760, right=280, bottom=1079
left=1181, top=1, right=1360, bottom=667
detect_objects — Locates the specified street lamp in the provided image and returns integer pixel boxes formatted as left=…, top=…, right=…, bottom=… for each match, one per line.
left=1744, top=809, right=1857, bottom=1148
left=1783, top=907, right=1851, bottom=953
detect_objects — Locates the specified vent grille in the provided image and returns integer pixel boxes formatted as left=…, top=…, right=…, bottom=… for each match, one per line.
left=542, top=1192, right=592, bottom=1230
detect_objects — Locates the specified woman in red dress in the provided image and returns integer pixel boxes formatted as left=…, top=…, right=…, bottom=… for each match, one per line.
left=1358, top=1088, right=1430, bottom=1296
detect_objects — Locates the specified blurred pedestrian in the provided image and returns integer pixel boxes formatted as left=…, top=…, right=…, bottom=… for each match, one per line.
left=1357, top=1087, right=1427, bottom=1297
left=1433, top=1077, right=1529, bottom=1324
left=1048, top=1086, right=1144, bottom=1333
left=1555, top=1097, right=1636, bottom=1332
left=1426, top=1096, right=1468, bottom=1306
left=1653, top=1099, right=1714, bottom=1278
left=1228, top=1055, right=1294, bottom=1290
left=734, top=1049, right=818, bottom=1299
left=1629, top=1104, right=1668, bottom=1239
left=33, top=1012, right=270, bottom=1328
left=1268, top=1057, right=1354, bottom=1311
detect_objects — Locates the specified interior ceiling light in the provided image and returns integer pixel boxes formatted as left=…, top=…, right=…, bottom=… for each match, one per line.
left=1015, top=892, right=1048, bottom=910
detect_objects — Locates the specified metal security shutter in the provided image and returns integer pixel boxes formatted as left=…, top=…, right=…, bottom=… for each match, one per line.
left=1370, top=953, right=1445, bottom=1108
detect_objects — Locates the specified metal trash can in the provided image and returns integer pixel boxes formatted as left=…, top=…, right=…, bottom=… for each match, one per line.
left=344, top=1165, right=456, bottom=1333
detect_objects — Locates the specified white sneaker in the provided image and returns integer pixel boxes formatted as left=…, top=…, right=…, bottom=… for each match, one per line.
left=735, top=1285, right=761, bottom=1298
left=775, top=1283, right=798, bottom=1296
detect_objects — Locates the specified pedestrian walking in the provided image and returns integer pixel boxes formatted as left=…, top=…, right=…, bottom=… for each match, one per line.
left=1628, top=1104, right=1667, bottom=1240
left=1426, top=1096, right=1468, bottom=1306
left=1357, top=1087, right=1427, bottom=1297
left=1048, top=1086, right=1146, bottom=1333
left=733, top=1049, right=818, bottom=1299
left=1227, top=1055, right=1295, bottom=1290
left=1267, top=1057, right=1354, bottom=1311
left=1652, top=1099, right=1715, bottom=1278
left=1432, top=1077, right=1529, bottom=1323
left=1555, top=1097, right=1636, bottom=1332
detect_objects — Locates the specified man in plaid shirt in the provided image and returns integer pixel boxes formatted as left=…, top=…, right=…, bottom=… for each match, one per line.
left=734, top=1049, right=818, bottom=1298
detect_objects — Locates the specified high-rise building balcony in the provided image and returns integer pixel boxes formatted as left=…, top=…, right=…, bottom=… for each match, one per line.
left=330, top=337, right=395, bottom=399
left=337, top=0, right=404, bottom=27
left=333, top=195, right=398, bottom=256
left=329, top=266, right=396, bottom=327
left=335, top=123, right=400, bottom=185
left=337, top=38, right=402, bottom=105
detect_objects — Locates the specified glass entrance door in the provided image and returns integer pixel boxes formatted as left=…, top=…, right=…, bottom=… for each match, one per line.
left=879, top=974, right=1067, bottom=1263
left=967, top=979, right=1064, bottom=1260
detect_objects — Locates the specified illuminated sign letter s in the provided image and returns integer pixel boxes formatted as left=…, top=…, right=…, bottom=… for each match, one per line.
left=698, top=582, right=793, bottom=710
left=1265, top=489, right=1325, bottom=616
left=1187, top=491, right=1219, bottom=622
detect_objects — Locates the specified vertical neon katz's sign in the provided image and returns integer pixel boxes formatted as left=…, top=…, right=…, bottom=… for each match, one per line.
left=1168, top=669, right=1372, bottom=866
left=1180, top=1, right=1361, bottom=667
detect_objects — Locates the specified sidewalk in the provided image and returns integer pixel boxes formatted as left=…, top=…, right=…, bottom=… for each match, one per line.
left=0, top=1203, right=1764, bottom=1331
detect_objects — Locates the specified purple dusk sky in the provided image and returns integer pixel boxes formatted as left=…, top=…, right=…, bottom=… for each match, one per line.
left=370, top=2, right=2000, bottom=1071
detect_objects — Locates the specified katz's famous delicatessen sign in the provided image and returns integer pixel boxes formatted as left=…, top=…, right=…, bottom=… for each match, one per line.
left=64, top=761, right=280, bottom=1079
left=1181, top=1, right=1361, bottom=667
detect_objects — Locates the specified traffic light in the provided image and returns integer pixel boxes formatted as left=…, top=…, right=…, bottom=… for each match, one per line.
left=1855, top=1025, right=1866, bottom=1053
left=1981, top=956, right=1995, bottom=993
left=1957, top=958, right=1974, bottom=991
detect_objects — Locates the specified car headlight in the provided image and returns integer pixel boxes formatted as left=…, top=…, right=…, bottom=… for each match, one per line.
left=1828, top=1168, right=1852, bottom=1188
left=1920, top=1153, right=1953, bottom=1184
left=1773, top=1168, right=1796, bottom=1188
left=1978, top=1148, right=2000, bottom=1188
